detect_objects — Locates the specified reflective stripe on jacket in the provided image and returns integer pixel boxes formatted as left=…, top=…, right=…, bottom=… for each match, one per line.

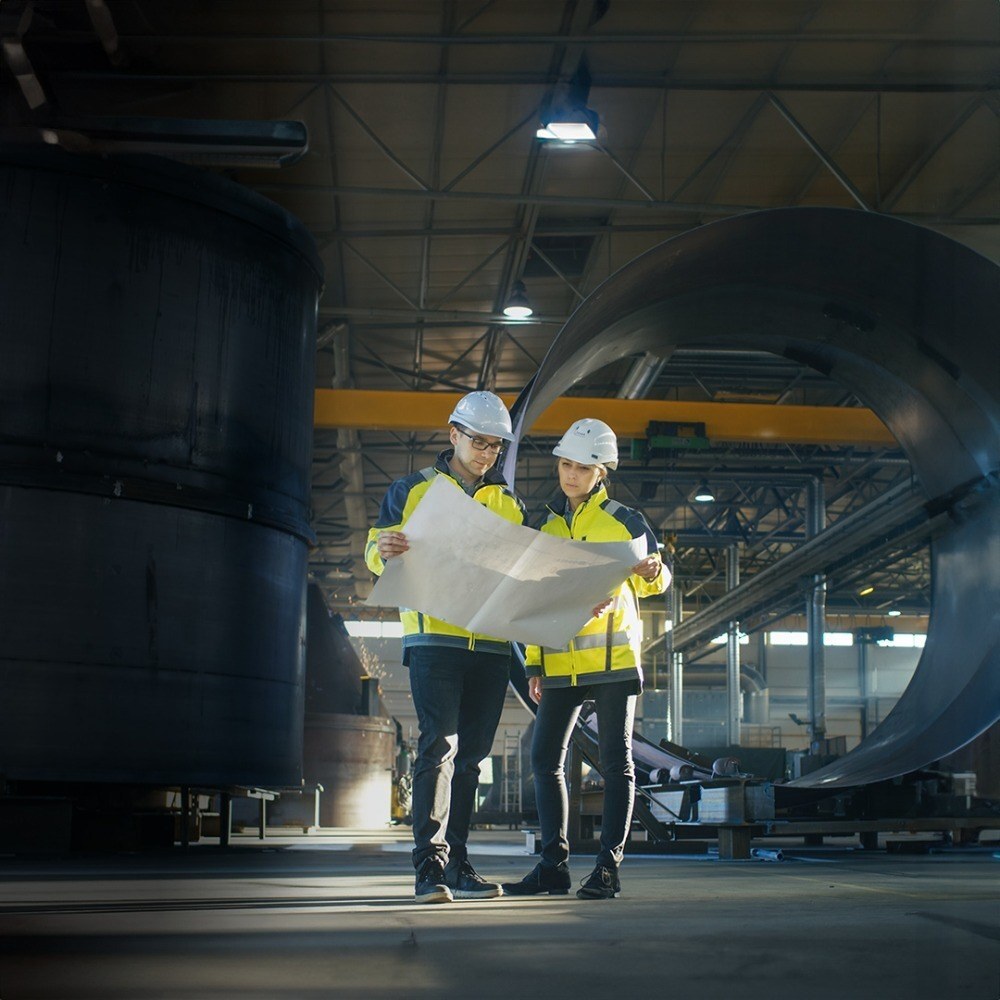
left=365, top=450, right=525, bottom=659
left=524, top=485, right=667, bottom=687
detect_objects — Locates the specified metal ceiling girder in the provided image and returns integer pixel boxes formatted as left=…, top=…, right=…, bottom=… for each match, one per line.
left=261, top=181, right=999, bottom=226
left=83, top=0, right=124, bottom=67
left=318, top=304, right=562, bottom=326
left=656, top=478, right=934, bottom=652
left=328, top=85, right=430, bottom=190
left=768, top=93, right=872, bottom=211
left=46, top=68, right=997, bottom=93
left=880, top=95, right=989, bottom=212
left=503, top=207, right=1000, bottom=789
left=0, top=1, right=46, bottom=110
left=99, top=30, right=999, bottom=46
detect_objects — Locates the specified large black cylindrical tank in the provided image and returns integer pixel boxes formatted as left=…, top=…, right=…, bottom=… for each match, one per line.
left=0, top=147, right=323, bottom=787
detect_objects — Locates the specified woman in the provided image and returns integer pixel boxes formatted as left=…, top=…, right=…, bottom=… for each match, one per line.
left=502, top=418, right=669, bottom=900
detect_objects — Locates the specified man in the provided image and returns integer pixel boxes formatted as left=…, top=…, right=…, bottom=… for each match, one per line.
left=365, top=391, right=525, bottom=903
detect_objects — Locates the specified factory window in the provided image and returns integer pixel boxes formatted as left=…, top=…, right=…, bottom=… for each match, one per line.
left=710, top=632, right=750, bottom=645
left=768, top=631, right=808, bottom=646
left=877, top=633, right=926, bottom=648
left=767, top=631, right=855, bottom=647
left=824, top=632, right=854, bottom=646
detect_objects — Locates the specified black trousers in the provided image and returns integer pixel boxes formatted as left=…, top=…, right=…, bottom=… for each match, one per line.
left=531, top=679, right=638, bottom=870
left=407, top=645, right=510, bottom=869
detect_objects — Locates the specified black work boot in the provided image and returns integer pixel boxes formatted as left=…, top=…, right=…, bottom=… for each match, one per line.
left=444, top=858, right=503, bottom=899
left=501, top=861, right=571, bottom=896
left=576, top=863, right=621, bottom=899
left=414, top=857, right=453, bottom=904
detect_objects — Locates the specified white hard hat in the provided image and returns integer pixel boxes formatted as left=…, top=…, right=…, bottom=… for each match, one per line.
left=448, top=391, right=514, bottom=441
left=552, top=417, right=619, bottom=469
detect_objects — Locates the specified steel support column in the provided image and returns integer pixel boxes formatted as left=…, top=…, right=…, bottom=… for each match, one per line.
left=806, top=478, right=828, bottom=748
left=668, top=580, right=683, bottom=746
left=726, top=545, right=741, bottom=747
left=858, top=639, right=870, bottom=739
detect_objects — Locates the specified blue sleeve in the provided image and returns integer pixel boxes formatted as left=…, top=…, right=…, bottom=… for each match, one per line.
left=374, top=478, right=413, bottom=529
left=622, top=508, right=658, bottom=557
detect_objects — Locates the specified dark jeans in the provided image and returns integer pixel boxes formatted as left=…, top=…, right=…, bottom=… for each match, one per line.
left=532, top=680, right=638, bottom=870
left=408, top=645, right=510, bottom=869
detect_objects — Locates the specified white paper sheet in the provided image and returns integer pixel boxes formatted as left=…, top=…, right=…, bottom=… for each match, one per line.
left=366, top=475, right=645, bottom=648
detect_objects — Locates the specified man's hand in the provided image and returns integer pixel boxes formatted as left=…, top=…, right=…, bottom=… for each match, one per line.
left=377, top=531, right=409, bottom=560
left=631, top=555, right=661, bottom=581
left=528, top=676, right=543, bottom=704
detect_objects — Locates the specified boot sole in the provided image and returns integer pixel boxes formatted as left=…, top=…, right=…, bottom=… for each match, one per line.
left=501, top=887, right=570, bottom=896
left=451, top=886, right=503, bottom=899
left=414, top=886, right=453, bottom=903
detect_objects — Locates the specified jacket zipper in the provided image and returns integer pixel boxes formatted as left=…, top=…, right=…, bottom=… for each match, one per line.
left=567, top=497, right=591, bottom=687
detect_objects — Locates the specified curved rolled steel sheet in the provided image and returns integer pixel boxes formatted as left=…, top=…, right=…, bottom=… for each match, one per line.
left=0, top=147, right=322, bottom=787
left=504, top=207, right=999, bottom=789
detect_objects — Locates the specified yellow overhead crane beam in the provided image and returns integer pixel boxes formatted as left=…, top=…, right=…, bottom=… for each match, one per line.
left=313, top=389, right=896, bottom=447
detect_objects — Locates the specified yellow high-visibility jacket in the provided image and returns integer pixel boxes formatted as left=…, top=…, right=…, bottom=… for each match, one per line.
left=365, top=451, right=525, bottom=662
left=524, top=485, right=668, bottom=688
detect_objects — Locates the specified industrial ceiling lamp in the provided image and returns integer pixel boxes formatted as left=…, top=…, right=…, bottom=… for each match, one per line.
left=502, top=280, right=533, bottom=319
left=536, top=106, right=599, bottom=143
left=693, top=479, right=715, bottom=503
left=536, top=55, right=600, bottom=143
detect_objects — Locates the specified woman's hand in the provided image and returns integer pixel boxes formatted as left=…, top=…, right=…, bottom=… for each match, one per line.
left=591, top=597, right=614, bottom=619
left=631, top=555, right=661, bottom=581
left=528, top=676, right=543, bottom=704
left=377, top=531, right=409, bottom=560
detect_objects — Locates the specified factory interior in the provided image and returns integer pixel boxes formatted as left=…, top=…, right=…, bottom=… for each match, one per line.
left=0, top=2, right=998, bottom=998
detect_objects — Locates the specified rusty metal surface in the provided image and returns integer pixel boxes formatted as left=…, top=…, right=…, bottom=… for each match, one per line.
left=505, top=207, right=1000, bottom=788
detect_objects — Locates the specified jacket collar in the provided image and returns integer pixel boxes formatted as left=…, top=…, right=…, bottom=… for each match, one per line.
left=434, top=448, right=511, bottom=490
left=547, top=483, right=609, bottom=518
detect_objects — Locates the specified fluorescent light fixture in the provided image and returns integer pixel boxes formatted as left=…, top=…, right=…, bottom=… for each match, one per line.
left=537, top=106, right=599, bottom=143
left=886, top=609, right=902, bottom=617
left=693, top=479, right=715, bottom=503
left=502, top=280, right=533, bottom=319
left=536, top=122, right=597, bottom=142
left=858, top=585, right=875, bottom=596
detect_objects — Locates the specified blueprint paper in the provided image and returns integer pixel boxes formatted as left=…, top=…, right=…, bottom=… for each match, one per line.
left=366, top=475, right=645, bottom=647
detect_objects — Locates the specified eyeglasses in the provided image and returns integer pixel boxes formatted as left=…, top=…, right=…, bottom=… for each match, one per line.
left=455, top=428, right=504, bottom=453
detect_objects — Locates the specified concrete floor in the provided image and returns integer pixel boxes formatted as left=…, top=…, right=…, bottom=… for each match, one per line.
left=0, top=828, right=998, bottom=1000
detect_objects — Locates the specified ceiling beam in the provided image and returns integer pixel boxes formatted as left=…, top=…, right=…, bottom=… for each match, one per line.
left=268, top=183, right=999, bottom=225
left=657, top=479, right=935, bottom=653
left=314, top=389, right=896, bottom=447
left=91, top=31, right=1000, bottom=47
left=50, top=70, right=997, bottom=92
